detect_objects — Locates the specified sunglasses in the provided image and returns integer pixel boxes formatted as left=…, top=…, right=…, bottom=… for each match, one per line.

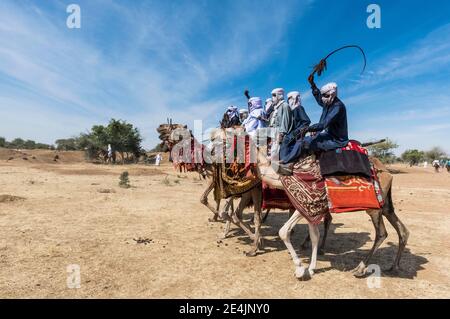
left=272, top=93, right=277, bottom=97
left=322, top=93, right=331, bottom=98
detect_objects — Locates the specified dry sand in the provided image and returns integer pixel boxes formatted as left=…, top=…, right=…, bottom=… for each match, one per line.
left=0, top=149, right=449, bottom=298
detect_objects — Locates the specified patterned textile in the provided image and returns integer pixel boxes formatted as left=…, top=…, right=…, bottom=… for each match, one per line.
left=341, top=140, right=368, bottom=155
left=280, top=156, right=329, bottom=224
left=214, top=133, right=260, bottom=200
left=172, top=137, right=205, bottom=172
left=325, top=174, right=382, bottom=213
left=262, top=182, right=295, bottom=210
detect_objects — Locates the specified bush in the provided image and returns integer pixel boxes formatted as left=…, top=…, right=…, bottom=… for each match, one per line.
left=119, top=171, right=131, bottom=188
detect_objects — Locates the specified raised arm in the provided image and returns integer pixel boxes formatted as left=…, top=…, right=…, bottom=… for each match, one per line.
left=308, top=74, right=324, bottom=107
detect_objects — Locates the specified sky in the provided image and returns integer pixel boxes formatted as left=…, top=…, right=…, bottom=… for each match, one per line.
left=0, top=0, right=449, bottom=155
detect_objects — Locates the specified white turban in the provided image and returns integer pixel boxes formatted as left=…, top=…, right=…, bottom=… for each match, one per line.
left=239, top=108, right=248, bottom=114
left=271, top=88, right=285, bottom=106
left=320, top=82, right=338, bottom=106
left=248, top=97, right=262, bottom=112
left=320, top=82, right=338, bottom=95
left=287, top=91, right=301, bottom=109
left=271, top=88, right=285, bottom=96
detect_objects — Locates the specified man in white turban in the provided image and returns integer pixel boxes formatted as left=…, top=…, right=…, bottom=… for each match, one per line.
left=239, top=108, right=249, bottom=122
left=242, top=97, right=266, bottom=139
left=266, top=88, right=294, bottom=174
left=304, top=75, right=348, bottom=153
left=222, top=105, right=241, bottom=127
left=268, top=88, right=293, bottom=144
left=279, top=91, right=311, bottom=163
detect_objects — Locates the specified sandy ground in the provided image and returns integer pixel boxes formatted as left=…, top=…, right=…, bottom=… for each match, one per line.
left=0, top=149, right=449, bottom=298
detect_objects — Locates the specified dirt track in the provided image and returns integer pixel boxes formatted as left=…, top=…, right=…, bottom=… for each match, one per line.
left=0, top=150, right=449, bottom=298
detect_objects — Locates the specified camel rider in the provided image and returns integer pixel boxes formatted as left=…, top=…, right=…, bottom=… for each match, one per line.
left=239, top=109, right=249, bottom=123
left=226, top=106, right=241, bottom=126
left=279, top=91, right=311, bottom=163
left=264, top=98, right=274, bottom=121
left=242, top=97, right=266, bottom=139
left=304, top=77, right=349, bottom=153
left=268, top=88, right=294, bottom=148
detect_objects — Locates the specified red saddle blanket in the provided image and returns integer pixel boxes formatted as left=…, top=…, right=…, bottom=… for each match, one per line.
left=262, top=182, right=295, bottom=210
left=325, top=172, right=384, bottom=213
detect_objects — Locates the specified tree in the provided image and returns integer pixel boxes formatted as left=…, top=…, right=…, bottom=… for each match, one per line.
left=0, top=137, right=6, bottom=148
left=425, top=146, right=447, bottom=161
left=401, top=149, right=424, bottom=166
left=55, top=138, right=79, bottom=151
left=24, top=140, right=37, bottom=149
left=367, top=138, right=399, bottom=163
left=77, top=119, right=143, bottom=163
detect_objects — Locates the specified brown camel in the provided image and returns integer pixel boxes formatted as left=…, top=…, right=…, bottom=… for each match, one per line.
left=228, top=145, right=410, bottom=278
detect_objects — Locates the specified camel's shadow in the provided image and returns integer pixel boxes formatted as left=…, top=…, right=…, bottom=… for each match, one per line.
left=226, top=211, right=428, bottom=279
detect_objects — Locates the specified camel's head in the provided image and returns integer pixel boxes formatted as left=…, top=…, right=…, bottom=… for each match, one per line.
left=156, top=119, right=188, bottom=152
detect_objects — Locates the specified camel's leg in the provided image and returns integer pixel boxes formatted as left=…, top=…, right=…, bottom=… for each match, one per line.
left=223, top=193, right=256, bottom=241
left=382, top=190, right=409, bottom=272
left=200, top=179, right=220, bottom=222
left=319, top=212, right=333, bottom=255
left=246, top=188, right=263, bottom=257
left=352, top=209, right=388, bottom=277
left=261, top=208, right=271, bottom=223
left=307, top=222, right=320, bottom=277
left=219, top=198, right=234, bottom=239
left=279, top=210, right=309, bottom=279
left=301, top=212, right=331, bottom=253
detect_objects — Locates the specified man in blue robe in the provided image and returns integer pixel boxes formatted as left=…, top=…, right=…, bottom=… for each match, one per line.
left=305, top=77, right=349, bottom=152
left=279, top=91, right=311, bottom=163
left=278, top=76, right=349, bottom=169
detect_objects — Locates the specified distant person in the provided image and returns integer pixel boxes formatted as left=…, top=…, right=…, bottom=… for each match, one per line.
left=155, top=153, right=162, bottom=166
left=107, top=144, right=113, bottom=164
left=432, top=159, right=440, bottom=173
left=446, top=160, right=450, bottom=173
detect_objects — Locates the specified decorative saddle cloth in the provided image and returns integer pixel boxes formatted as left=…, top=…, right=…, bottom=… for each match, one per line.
left=280, top=153, right=385, bottom=223
left=262, top=182, right=295, bottom=210
left=214, top=134, right=260, bottom=200
left=281, top=156, right=329, bottom=224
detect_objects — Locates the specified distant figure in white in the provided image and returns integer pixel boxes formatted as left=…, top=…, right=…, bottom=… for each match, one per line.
left=432, top=159, right=440, bottom=173
left=155, top=153, right=162, bottom=166
left=107, top=144, right=113, bottom=164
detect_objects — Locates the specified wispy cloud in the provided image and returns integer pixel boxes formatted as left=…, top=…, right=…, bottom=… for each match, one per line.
left=0, top=0, right=305, bottom=147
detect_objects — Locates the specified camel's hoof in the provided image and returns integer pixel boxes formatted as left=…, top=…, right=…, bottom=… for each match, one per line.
left=352, top=267, right=368, bottom=278
left=302, top=269, right=313, bottom=281
left=245, top=250, right=258, bottom=257
left=351, top=262, right=368, bottom=278
left=208, top=216, right=219, bottom=222
left=217, top=233, right=228, bottom=240
left=294, top=266, right=306, bottom=279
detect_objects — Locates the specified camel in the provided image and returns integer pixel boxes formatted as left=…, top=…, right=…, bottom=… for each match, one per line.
left=231, top=143, right=409, bottom=279
left=157, top=120, right=248, bottom=225
left=157, top=123, right=409, bottom=279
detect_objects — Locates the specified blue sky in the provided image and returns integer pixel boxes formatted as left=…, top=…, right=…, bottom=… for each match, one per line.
left=0, top=0, right=449, bottom=154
